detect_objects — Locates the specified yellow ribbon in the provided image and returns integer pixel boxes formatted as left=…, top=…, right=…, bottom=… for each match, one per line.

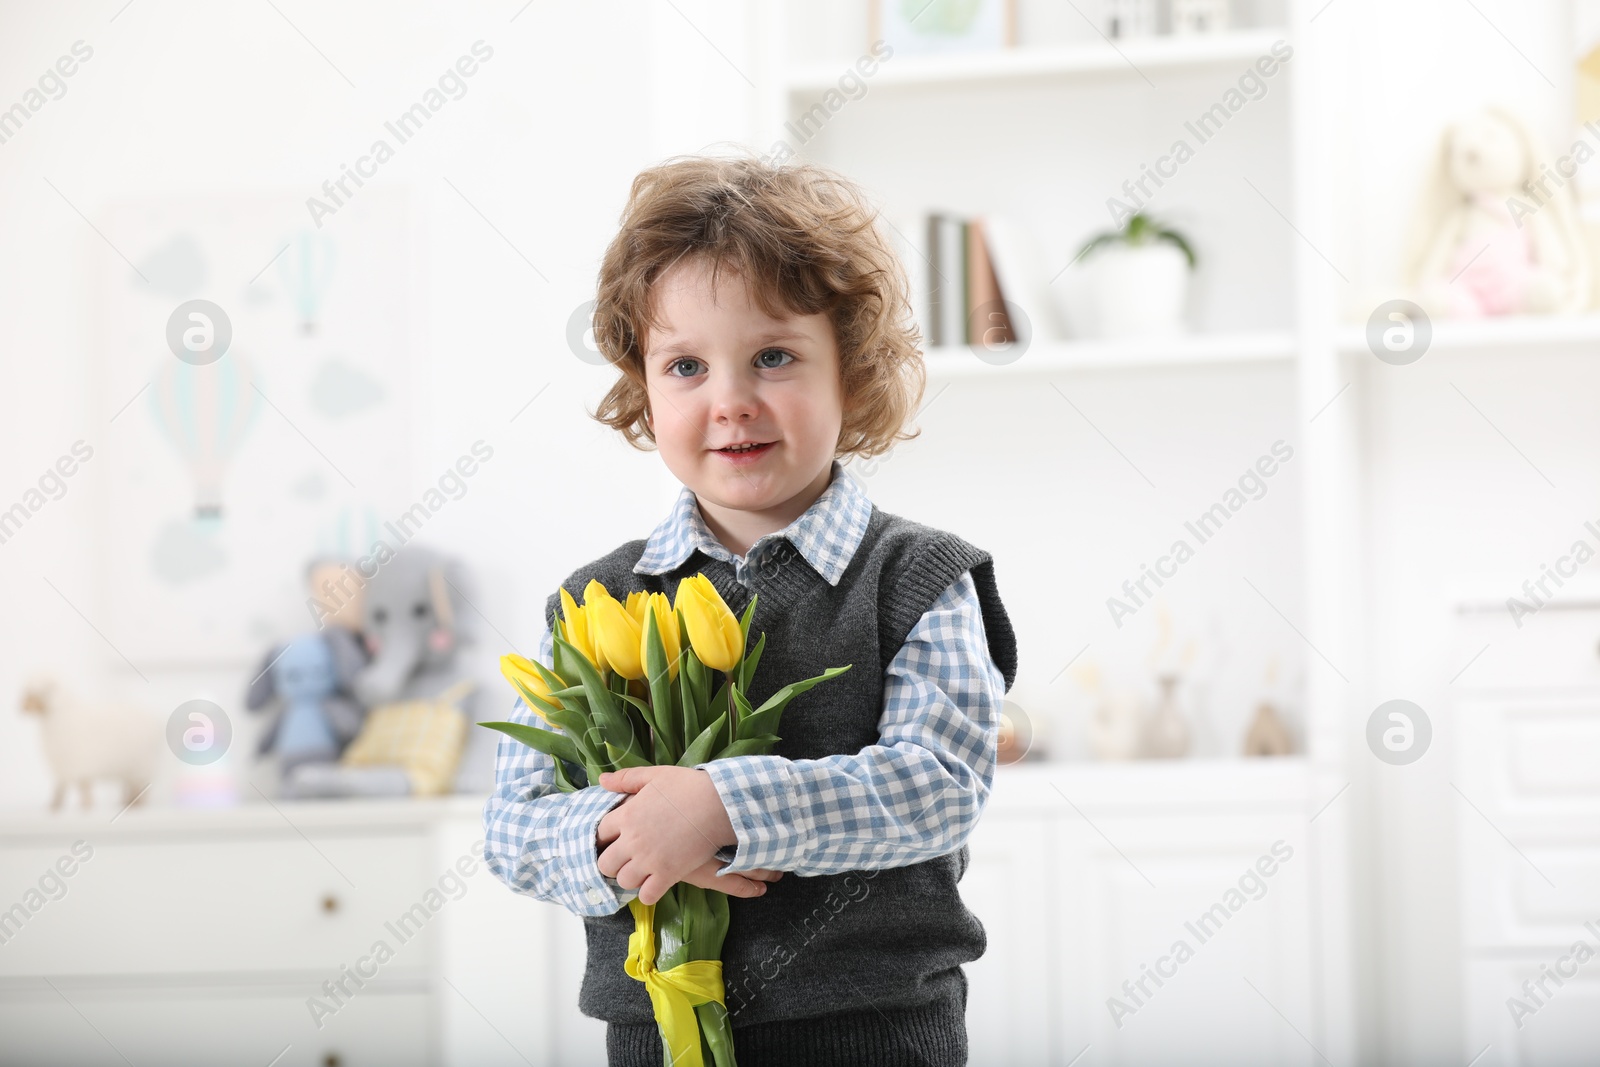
left=623, top=898, right=726, bottom=1067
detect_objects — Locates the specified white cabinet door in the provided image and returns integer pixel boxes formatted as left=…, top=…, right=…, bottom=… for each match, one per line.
left=0, top=831, right=434, bottom=977
left=0, top=986, right=431, bottom=1067
left=1465, top=957, right=1600, bottom=1067
left=1454, top=691, right=1600, bottom=1066
left=1055, top=808, right=1315, bottom=1067
left=962, top=811, right=1057, bottom=1067
left=434, top=815, right=560, bottom=1067
left=546, top=899, right=611, bottom=1067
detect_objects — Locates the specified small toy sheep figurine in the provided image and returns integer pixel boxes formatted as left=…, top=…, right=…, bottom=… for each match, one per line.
left=20, top=677, right=160, bottom=812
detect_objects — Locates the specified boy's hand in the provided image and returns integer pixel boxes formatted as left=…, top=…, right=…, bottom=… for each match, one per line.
left=680, top=856, right=784, bottom=897
left=596, top=766, right=780, bottom=905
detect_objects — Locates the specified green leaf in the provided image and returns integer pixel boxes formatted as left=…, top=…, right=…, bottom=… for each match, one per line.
left=551, top=754, right=584, bottom=792
left=642, top=607, right=679, bottom=757
left=1156, top=228, right=1197, bottom=269
left=616, top=692, right=659, bottom=736
left=738, top=594, right=758, bottom=647
left=676, top=709, right=728, bottom=768
left=478, top=720, right=583, bottom=766
left=615, top=692, right=672, bottom=764
left=738, top=631, right=767, bottom=695
left=654, top=884, right=691, bottom=971
left=552, top=631, right=634, bottom=753
left=714, top=735, right=780, bottom=759
left=687, top=649, right=710, bottom=710
left=550, top=616, right=573, bottom=679
left=743, top=665, right=853, bottom=737
left=676, top=609, right=705, bottom=740
left=606, top=740, right=651, bottom=769
left=506, top=681, right=599, bottom=764
left=732, top=684, right=754, bottom=723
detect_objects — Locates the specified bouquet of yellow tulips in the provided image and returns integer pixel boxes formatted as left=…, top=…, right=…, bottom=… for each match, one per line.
left=480, top=573, right=850, bottom=1067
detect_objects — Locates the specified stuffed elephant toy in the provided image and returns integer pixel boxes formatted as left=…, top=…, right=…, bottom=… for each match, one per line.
left=246, top=627, right=369, bottom=777
left=352, top=545, right=474, bottom=711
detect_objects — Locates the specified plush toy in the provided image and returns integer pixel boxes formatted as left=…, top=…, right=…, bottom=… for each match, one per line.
left=352, top=544, right=474, bottom=708
left=276, top=544, right=479, bottom=799
left=246, top=629, right=369, bottom=777
left=20, top=677, right=159, bottom=811
left=246, top=555, right=371, bottom=782
left=1406, top=106, right=1593, bottom=318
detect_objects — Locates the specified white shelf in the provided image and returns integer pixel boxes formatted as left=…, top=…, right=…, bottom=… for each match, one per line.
left=1336, top=312, right=1600, bottom=356
left=921, top=330, right=1296, bottom=377
left=0, top=795, right=485, bottom=839
left=990, top=755, right=1311, bottom=813
left=784, top=28, right=1290, bottom=94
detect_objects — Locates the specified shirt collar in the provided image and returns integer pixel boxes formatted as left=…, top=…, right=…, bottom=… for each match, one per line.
left=634, top=459, right=872, bottom=587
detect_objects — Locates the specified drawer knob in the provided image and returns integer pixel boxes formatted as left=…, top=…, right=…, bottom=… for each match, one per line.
left=321, top=895, right=339, bottom=914
left=323, top=1055, right=342, bottom=1067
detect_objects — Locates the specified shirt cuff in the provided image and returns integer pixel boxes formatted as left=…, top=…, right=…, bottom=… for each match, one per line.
left=559, top=785, right=637, bottom=914
left=696, top=755, right=809, bottom=873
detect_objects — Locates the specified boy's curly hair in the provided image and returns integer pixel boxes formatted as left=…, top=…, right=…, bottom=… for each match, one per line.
left=590, top=152, right=924, bottom=460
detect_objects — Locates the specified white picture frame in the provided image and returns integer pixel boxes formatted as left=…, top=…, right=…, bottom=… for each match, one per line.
left=870, top=0, right=1017, bottom=56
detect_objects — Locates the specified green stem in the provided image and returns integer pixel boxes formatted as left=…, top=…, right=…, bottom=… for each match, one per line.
left=697, top=1000, right=738, bottom=1067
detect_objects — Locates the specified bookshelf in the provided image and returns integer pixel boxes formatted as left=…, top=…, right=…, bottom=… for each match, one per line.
left=783, top=27, right=1289, bottom=92
left=922, top=329, right=1297, bottom=377
left=756, top=2, right=1355, bottom=1062
left=1335, top=310, right=1600, bottom=356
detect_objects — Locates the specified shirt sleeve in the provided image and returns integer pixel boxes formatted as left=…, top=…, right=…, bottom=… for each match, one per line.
left=482, top=625, right=641, bottom=917
left=695, top=569, right=1006, bottom=876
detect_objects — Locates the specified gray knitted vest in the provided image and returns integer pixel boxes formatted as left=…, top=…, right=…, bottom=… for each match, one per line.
left=544, top=503, right=1018, bottom=1030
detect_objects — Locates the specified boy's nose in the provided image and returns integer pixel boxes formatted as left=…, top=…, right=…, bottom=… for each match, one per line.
left=709, top=379, right=761, bottom=422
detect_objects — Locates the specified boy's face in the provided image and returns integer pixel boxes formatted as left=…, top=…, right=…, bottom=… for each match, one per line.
left=642, top=257, right=843, bottom=522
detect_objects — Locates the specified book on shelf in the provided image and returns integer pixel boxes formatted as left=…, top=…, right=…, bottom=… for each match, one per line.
left=923, top=210, right=1039, bottom=351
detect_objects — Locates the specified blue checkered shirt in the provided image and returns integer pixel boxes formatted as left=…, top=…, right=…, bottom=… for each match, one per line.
left=482, top=459, right=1006, bottom=918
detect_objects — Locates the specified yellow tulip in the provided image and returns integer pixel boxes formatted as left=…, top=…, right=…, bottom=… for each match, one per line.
left=560, top=586, right=606, bottom=672
left=589, top=591, right=646, bottom=680
left=674, top=574, right=743, bottom=673
left=626, top=590, right=650, bottom=627
left=500, top=654, right=564, bottom=724
left=640, top=591, right=683, bottom=682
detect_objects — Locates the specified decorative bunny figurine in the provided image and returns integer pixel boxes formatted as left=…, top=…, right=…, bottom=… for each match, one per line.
left=1406, top=106, right=1593, bottom=317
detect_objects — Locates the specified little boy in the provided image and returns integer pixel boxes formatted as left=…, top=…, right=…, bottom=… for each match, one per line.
left=483, top=153, right=1018, bottom=1067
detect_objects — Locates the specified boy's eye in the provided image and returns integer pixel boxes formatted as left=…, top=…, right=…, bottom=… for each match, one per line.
left=663, top=350, right=792, bottom=377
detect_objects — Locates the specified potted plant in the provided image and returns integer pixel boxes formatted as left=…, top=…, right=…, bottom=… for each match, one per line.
left=1070, top=212, right=1197, bottom=339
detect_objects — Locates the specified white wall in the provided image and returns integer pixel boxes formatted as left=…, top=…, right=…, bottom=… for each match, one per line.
left=0, top=0, right=751, bottom=802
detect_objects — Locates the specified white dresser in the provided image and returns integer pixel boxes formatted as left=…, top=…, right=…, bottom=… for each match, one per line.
left=1451, top=590, right=1600, bottom=1066
left=0, top=762, right=1318, bottom=1066
left=965, top=759, right=1317, bottom=1067
left=0, top=797, right=567, bottom=1067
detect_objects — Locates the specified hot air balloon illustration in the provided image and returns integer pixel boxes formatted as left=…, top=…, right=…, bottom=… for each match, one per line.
left=276, top=229, right=337, bottom=335
left=149, top=351, right=261, bottom=519
left=314, top=503, right=382, bottom=559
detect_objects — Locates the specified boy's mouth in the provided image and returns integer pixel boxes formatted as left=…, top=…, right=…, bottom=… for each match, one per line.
left=712, top=441, right=777, bottom=460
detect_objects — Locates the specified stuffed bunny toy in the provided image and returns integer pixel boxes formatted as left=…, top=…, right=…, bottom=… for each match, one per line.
left=1405, top=106, right=1593, bottom=317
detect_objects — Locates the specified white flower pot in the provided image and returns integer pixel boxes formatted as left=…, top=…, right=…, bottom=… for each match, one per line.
left=1084, top=242, right=1191, bottom=338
